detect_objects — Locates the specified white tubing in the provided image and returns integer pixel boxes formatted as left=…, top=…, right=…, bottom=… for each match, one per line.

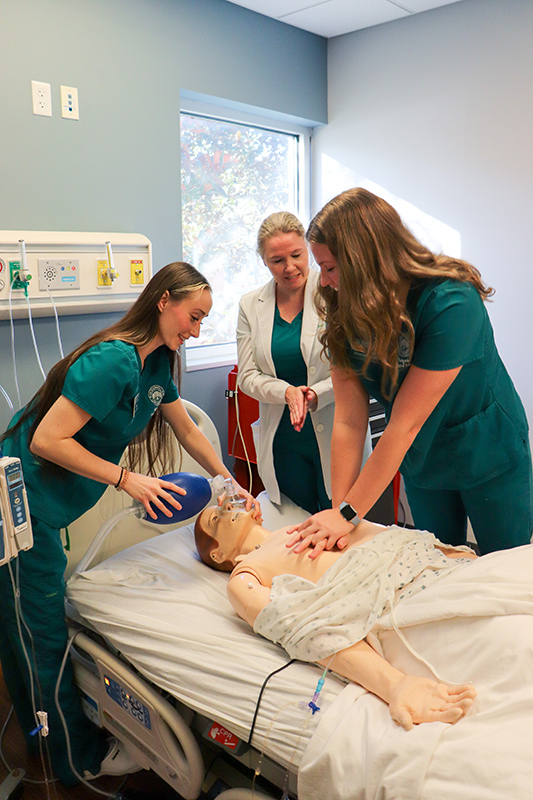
left=25, top=293, right=46, bottom=381
left=74, top=504, right=144, bottom=574
left=0, top=384, right=14, bottom=413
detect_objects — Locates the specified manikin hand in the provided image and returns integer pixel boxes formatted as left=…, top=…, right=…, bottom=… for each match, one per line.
left=233, top=482, right=263, bottom=520
left=387, top=675, right=477, bottom=731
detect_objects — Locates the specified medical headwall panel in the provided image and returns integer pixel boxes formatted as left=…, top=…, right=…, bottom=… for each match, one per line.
left=0, top=231, right=152, bottom=319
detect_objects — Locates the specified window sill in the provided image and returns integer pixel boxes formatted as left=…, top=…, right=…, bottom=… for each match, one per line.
left=185, top=342, right=237, bottom=372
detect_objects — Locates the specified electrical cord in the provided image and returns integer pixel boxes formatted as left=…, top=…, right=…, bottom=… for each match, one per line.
left=247, top=660, right=303, bottom=748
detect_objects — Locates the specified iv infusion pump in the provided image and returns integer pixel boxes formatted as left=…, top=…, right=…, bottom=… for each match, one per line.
left=0, top=456, right=33, bottom=566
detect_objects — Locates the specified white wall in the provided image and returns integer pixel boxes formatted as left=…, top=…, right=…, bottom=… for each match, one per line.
left=313, top=0, right=533, bottom=436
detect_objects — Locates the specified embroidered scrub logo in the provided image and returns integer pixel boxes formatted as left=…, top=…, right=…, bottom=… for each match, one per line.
left=148, top=385, right=165, bottom=407
left=398, top=334, right=411, bottom=369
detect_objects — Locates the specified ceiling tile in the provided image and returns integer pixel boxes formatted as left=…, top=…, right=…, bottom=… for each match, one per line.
left=281, top=0, right=409, bottom=38
left=226, top=0, right=317, bottom=18
left=400, top=0, right=464, bottom=11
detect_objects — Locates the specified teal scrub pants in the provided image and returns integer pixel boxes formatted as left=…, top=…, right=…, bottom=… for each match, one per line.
left=0, top=516, right=107, bottom=785
left=404, top=448, right=533, bottom=555
left=273, top=410, right=331, bottom=514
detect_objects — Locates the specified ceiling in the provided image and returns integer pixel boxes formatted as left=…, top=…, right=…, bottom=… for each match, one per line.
left=224, top=0, right=466, bottom=39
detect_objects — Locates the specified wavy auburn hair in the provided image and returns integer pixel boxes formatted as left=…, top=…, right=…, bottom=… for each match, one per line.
left=1, top=262, right=211, bottom=478
left=307, top=188, right=493, bottom=398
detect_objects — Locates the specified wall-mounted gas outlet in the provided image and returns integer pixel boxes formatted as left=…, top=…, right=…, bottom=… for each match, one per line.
left=130, top=259, right=145, bottom=286
left=97, top=260, right=112, bottom=287
left=31, top=81, right=52, bottom=117
left=9, top=261, right=27, bottom=292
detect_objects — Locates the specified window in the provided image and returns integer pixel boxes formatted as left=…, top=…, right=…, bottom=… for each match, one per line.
left=180, top=104, right=310, bottom=369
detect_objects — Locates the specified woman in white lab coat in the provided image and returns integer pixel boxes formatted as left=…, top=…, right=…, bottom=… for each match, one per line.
left=237, top=211, right=371, bottom=512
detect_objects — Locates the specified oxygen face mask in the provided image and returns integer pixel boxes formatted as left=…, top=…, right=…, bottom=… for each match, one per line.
left=219, top=477, right=247, bottom=517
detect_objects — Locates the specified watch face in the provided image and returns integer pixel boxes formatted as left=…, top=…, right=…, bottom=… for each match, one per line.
left=340, top=503, right=356, bottom=521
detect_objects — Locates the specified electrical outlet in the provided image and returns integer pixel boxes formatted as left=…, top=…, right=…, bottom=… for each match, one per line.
left=60, top=85, right=79, bottom=120
left=31, top=81, right=52, bottom=117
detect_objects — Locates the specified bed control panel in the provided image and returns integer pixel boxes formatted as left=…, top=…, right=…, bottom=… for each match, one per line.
left=104, top=674, right=152, bottom=729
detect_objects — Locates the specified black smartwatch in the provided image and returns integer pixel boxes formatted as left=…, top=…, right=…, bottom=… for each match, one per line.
left=339, top=501, right=361, bottom=527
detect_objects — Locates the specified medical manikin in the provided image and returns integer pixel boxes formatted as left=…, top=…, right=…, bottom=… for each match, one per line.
left=194, top=504, right=477, bottom=731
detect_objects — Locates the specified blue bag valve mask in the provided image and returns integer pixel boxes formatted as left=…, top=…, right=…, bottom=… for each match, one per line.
left=144, top=472, right=227, bottom=525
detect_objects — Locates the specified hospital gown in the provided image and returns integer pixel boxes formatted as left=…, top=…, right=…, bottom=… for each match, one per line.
left=253, top=527, right=473, bottom=661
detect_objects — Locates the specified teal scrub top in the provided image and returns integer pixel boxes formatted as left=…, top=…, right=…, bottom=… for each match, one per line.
left=3, top=341, right=179, bottom=528
left=349, top=279, right=529, bottom=490
left=271, top=306, right=318, bottom=450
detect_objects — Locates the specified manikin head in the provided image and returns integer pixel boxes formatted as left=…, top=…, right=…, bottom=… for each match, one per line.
left=194, top=503, right=264, bottom=572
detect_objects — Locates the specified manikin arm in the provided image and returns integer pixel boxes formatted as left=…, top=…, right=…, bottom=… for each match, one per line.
left=226, top=572, right=476, bottom=730
left=318, top=641, right=475, bottom=731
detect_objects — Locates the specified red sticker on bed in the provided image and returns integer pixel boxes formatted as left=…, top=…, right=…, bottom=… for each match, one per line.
left=207, top=723, right=240, bottom=749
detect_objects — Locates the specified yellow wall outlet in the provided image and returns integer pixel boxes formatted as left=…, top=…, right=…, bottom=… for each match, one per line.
left=130, top=259, right=144, bottom=285
left=97, top=259, right=112, bottom=287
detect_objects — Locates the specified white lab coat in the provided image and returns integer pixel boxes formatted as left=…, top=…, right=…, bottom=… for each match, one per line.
left=236, top=269, right=335, bottom=505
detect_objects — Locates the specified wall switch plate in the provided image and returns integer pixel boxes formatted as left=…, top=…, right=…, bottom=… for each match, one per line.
left=60, top=85, right=79, bottom=120
left=31, top=81, right=52, bottom=117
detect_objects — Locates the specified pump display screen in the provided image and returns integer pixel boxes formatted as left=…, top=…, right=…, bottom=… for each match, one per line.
left=7, top=469, right=22, bottom=485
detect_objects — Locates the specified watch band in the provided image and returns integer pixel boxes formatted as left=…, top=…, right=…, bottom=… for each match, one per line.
left=339, top=501, right=361, bottom=527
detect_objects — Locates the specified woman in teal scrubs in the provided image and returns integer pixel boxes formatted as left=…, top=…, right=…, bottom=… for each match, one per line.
left=287, top=189, right=532, bottom=557
left=0, top=262, right=256, bottom=785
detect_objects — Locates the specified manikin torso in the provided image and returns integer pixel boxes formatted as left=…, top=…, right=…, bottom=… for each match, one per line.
left=230, top=522, right=474, bottom=588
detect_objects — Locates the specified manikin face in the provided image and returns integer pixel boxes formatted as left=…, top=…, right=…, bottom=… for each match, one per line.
left=311, top=243, right=339, bottom=291
left=198, top=504, right=256, bottom=566
left=157, top=287, right=212, bottom=351
left=262, top=233, right=309, bottom=293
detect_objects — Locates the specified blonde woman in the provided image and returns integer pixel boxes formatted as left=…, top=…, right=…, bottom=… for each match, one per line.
left=237, top=212, right=372, bottom=514
left=0, top=262, right=256, bottom=785
left=288, top=189, right=532, bottom=557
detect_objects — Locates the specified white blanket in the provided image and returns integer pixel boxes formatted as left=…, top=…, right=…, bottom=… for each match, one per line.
left=299, top=544, right=533, bottom=800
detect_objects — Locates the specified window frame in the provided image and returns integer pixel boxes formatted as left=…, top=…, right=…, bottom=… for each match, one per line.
left=180, top=97, right=312, bottom=371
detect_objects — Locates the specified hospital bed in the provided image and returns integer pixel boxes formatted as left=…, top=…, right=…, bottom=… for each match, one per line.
left=65, top=399, right=345, bottom=799
left=65, top=402, right=533, bottom=800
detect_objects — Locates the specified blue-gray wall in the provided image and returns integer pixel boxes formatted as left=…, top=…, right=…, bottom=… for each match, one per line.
left=0, top=0, right=327, bottom=453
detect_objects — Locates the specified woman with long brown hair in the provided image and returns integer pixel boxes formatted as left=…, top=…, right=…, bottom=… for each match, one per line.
left=288, top=188, right=532, bottom=557
left=0, top=261, right=256, bottom=785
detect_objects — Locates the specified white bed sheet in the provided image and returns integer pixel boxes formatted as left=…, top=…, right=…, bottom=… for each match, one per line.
left=299, top=544, right=533, bottom=800
left=66, top=523, right=348, bottom=772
